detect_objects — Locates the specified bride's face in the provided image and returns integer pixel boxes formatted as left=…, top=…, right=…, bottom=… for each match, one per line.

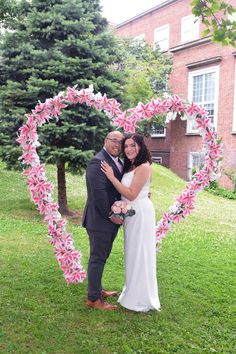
left=124, top=138, right=140, bottom=162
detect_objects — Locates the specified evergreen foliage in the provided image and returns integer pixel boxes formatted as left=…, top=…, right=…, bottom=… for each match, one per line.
left=0, top=0, right=124, bottom=213
left=0, top=0, right=15, bottom=23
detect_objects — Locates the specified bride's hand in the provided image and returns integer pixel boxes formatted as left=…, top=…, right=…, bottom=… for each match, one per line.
left=101, top=161, right=114, bottom=180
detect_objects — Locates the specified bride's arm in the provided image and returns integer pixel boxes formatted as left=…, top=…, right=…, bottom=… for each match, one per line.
left=101, top=161, right=150, bottom=201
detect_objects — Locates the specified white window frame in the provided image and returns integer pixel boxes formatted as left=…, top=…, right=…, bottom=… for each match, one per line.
left=150, top=123, right=166, bottom=137
left=187, top=66, right=220, bottom=133
left=188, top=152, right=205, bottom=180
left=152, top=156, right=163, bottom=164
left=154, top=24, right=169, bottom=51
left=233, top=60, right=236, bottom=132
left=181, top=14, right=199, bottom=43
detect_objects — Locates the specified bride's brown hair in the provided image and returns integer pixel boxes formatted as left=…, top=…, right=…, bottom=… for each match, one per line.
left=122, top=133, right=152, bottom=173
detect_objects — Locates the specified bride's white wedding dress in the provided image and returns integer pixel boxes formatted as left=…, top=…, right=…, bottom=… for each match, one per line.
left=118, top=170, right=160, bottom=312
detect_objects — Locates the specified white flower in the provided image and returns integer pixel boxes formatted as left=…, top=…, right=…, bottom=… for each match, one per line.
left=94, top=92, right=102, bottom=101
left=163, top=92, right=170, bottom=99
left=169, top=204, right=179, bottom=214
left=105, top=111, right=114, bottom=119
left=165, top=112, right=177, bottom=123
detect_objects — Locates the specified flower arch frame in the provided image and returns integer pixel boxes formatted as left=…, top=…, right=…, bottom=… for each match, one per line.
left=17, top=85, right=223, bottom=284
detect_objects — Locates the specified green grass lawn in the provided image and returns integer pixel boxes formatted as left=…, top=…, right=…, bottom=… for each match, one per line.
left=0, top=160, right=235, bottom=354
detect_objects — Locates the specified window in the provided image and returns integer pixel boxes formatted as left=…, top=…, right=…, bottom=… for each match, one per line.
left=233, top=60, right=236, bottom=132
left=152, top=157, right=162, bottom=164
left=154, top=24, right=169, bottom=51
left=150, top=123, right=166, bottom=137
left=187, top=66, right=219, bottom=133
left=134, top=33, right=145, bottom=42
left=181, top=15, right=199, bottom=43
left=188, top=152, right=205, bottom=180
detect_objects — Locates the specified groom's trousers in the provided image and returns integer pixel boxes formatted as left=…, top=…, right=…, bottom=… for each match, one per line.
left=87, top=229, right=117, bottom=302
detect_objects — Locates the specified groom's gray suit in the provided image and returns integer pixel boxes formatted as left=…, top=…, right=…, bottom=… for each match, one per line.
left=82, top=148, right=123, bottom=302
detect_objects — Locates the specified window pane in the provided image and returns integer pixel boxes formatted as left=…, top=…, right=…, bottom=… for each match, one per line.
left=189, top=152, right=205, bottom=180
left=155, top=29, right=167, bottom=41
left=193, top=75, right=203, bottom=102
left=154, top=25, right=169, bottom=51
left=204, top=103, right=214, bottom=124
left=190, top=70, right=216, bottom=131
left=182, top=15, right=199, bottom=43
left=204, top=73, right=215, bottom=101
left=150, top=123, right=165, bottom=135
left=155, top=39, right=168, bottom=51
left=192, top=155, right=200, bottom=167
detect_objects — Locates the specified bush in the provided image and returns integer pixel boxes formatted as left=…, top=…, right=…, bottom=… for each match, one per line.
left=205, top=180, right=236, bottom=200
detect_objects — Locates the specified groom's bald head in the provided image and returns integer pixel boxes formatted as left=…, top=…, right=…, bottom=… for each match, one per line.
left=104, top=131, right=124, bottom=157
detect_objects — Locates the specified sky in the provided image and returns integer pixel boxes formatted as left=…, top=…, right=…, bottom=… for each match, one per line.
left=100, top=0, right=164, bottom=24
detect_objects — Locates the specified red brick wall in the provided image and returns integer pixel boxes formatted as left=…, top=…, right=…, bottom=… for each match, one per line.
left=116, top=0, right=236, bottom=188
left=116, top=0, right=207, bottom=47
left=169, top=43, right=236, bottom=183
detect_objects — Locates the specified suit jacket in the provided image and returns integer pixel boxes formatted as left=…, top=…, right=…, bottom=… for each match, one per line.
left=82, top=148, right=123, bottom=232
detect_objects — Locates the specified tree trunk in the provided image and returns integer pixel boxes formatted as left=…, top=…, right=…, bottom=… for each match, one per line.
left=57, top=161, right=70, bottom=215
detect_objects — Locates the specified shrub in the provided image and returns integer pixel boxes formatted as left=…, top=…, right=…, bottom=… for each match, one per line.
left=205, top=180, right=236, bottom=200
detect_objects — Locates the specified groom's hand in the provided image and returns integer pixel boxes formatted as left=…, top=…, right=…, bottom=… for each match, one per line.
left=110, top=215, right=124, bottom=225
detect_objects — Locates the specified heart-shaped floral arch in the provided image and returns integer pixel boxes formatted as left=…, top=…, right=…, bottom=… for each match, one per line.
left=17, top=85, right=223, bottom=284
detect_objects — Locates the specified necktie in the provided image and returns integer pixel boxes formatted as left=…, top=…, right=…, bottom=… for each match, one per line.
left=115, top=158, right=122, bottom=173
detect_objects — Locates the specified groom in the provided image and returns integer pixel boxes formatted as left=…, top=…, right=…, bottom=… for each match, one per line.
left=82, top=130, right=124, bottom=310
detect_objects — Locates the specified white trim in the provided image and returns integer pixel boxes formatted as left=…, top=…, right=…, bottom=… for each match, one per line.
left=151, top=130, right=166, bottom=137
left=188, top=151, right=205, bottom=180
left=154, top=24, right=169, bottom=51
left=181, top=14, right=199, bottom=44
left=187, top=66, right=220, bottom=133
left=233, top=60, right=236, bottom=132
left=152, top=156, right=163, bottom=164
left=150, top=123, right=166, bottom=137
left=116, top=0, right=177, bottom=27
left=170, top=36, right=212, bottom=53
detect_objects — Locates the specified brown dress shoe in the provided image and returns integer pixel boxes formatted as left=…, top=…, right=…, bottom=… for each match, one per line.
left=86, top=298, right=117, bottom=310
left=101, top=289, right=118, bottom=298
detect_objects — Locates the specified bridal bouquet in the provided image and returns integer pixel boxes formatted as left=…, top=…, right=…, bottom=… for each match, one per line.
left=109, top=200, right=135, bottom=224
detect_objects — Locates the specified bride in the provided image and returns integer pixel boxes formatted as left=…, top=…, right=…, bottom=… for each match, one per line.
left=101, top=133, right=160, bottom=312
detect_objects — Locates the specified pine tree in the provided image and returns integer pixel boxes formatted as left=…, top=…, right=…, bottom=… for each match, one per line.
left=0, top=0, right=124, bottom=214
left=0, top=0, right=15, bottom=23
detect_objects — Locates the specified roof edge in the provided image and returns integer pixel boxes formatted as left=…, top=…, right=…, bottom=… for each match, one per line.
left=116, top=0, right=178, bottom=28
left=169, top=36, right=212, bottom=52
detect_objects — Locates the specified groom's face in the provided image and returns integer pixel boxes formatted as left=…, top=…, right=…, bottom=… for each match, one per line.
left=104, top=132, right=123, bottom=157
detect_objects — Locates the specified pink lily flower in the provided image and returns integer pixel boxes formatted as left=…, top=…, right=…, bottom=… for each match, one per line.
left=105, top=99, right=122, bottom=116
left=135, top=102, right=153, bottom=119
left=17, top=85, right=224, bottom=278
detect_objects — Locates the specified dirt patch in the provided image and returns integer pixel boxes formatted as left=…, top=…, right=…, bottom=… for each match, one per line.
left=64, top=209, right=84, bottom=225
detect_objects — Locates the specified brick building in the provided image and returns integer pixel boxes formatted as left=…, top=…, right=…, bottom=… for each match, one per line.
left=115, top=0, right=236, bottom=188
